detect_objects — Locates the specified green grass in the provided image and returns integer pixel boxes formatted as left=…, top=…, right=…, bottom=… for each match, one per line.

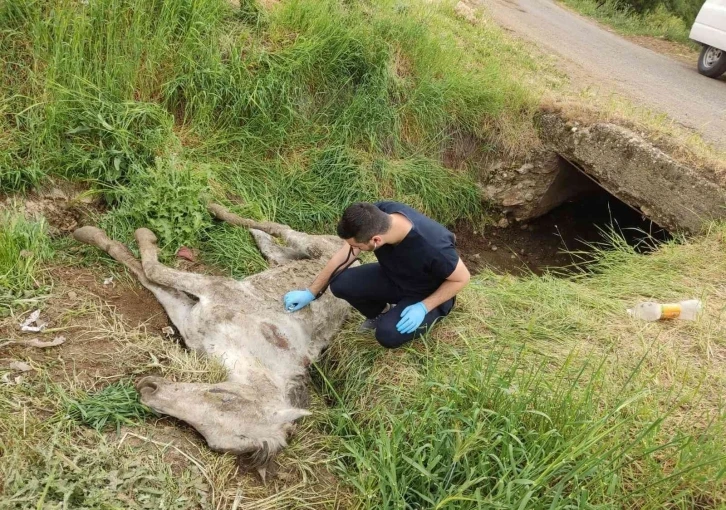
left=201, top=223, right=268, bottom=279
left=0, top=209, right=54, bottom=316
left=2, top=0, right=725, bottom=507
left=60, top=380, right=154, bottom=433
left=557, top=0, right=697, bottom=46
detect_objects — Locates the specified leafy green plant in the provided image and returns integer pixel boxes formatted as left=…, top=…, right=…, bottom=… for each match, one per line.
left=100, top=157, right=212, bottom=259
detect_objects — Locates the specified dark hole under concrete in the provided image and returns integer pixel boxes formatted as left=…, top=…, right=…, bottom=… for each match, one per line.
left=455, top=157, right=672, bottom=275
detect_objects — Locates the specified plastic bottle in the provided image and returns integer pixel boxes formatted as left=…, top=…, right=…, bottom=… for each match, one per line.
left=627, top=300, right=702, bottom=321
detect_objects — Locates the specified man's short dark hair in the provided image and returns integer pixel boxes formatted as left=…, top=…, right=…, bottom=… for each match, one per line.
left=336, top=202, right=391, bottom=242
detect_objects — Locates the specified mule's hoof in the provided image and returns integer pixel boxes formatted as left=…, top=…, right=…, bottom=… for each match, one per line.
left=134, top=228, right=158, bottom=245
left=72, top=226, right=109, bottom=247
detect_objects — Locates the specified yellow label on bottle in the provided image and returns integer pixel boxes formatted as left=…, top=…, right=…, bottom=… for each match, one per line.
left=660, top=303, right=681, bottom=319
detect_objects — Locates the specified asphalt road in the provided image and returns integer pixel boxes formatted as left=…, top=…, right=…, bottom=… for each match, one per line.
left=483, top=0, right=726, bottom=149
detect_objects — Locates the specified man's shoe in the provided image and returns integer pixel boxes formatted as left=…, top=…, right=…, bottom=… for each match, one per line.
left=358, top=304, right=392, bottom=334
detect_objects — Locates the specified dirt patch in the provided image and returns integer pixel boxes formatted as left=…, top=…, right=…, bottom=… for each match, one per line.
left=52, top=264, right=171, bottom=333
left=1, top=178, right=104, bottom=236
left=0, top=262, right=173, bottom=387
left=625, top=35, right=699, bottom=65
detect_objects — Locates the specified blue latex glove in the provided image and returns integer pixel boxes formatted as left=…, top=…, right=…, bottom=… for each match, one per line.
left=396, top=302, right=428, bottom=334
left=284, top=289, right=315, bottom=312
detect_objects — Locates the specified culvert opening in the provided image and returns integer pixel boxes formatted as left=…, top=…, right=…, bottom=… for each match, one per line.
left=456, top=157, right=672, bottom=275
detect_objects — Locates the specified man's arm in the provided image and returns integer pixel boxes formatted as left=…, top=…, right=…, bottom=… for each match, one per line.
left=308, top=242, right=360, bottom=297
left=421, top=258, right=470, bottom=312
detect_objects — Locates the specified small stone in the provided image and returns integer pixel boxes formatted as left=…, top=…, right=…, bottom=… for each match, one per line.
left=520, top=224, right=528, bottom=230
left=524, top=193, right=534, bottom=202
left=162, top=326, right=175, bottom=337
left=520, top=249, right=525, bottom=255
left=497, top=218, right=509, bottom=228
left=571, top=127, right=578, bottom=133
left=491, top=246, right=498, bottom=251
left=48, top=188, right=68, bottom=200
left=472, top=253, right=481, bottom=259
left=510, top=255, right=516, bottom=259
left=9, top=361, right=32, bottom=372
left=502, top=196, right=524, bottom=207
left=68, top=291, right=77, bottom=300
left=516, top=163, right=534, bottom=175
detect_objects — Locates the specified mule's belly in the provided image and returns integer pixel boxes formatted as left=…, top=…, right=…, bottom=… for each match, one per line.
left=182, top=301, right=312, bottom=385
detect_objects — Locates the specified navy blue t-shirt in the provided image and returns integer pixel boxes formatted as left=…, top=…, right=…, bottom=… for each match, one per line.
left=373, top=201, right=460, bottom=299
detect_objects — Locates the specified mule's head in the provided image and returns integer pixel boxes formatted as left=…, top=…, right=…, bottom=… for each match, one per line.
left=136, top=376, right=309, bottom=467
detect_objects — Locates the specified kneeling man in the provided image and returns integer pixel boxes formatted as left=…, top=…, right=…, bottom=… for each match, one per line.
left=283, top=201, right=470, bottom=349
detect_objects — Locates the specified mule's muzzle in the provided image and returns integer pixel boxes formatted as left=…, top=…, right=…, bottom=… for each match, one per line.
left=136, top=376, right=163, bottom=396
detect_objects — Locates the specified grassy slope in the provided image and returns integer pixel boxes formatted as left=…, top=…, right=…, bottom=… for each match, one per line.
left=3, top=209, right=725, bottom=508
left=1, top=0, right=541, bottom=266
left=2, top=0, right=726, bottom=508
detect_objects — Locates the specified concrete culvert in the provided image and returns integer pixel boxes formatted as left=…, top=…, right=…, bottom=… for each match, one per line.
left=482, top=113, right=726, bottom=235
left=469, top=112, right=726, bottom=274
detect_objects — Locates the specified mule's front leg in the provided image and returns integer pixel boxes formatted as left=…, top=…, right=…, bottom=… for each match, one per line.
left=249, top=229, right=310, bottom=266
left=208, top=203, right=322, bottom=259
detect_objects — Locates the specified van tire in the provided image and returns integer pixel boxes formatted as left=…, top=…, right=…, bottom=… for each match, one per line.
left=697, top=45, right=726, bottom=78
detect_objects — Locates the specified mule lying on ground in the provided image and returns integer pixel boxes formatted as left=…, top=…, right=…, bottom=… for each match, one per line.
left=72, top=204, right=353, bottom=471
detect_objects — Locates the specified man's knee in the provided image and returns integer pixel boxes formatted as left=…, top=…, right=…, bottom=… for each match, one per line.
left=375, top=323, right=410, bottom=349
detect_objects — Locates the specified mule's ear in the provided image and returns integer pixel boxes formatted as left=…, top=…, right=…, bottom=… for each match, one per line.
left=273, top=408, right=312, bottom=423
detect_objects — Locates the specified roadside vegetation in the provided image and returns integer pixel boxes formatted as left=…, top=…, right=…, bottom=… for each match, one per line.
left=1, top=0, right=725, bottom=508
left=0, top=209, right=53, bottom=317
left=557, top=0, right=703, bottom=46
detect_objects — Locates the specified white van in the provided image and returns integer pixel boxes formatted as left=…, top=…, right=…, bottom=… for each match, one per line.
left=690, top=0, right=726, bottom=78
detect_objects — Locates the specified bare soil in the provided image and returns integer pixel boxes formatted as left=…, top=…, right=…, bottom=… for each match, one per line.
left=624, top=35, right=700, bottom=66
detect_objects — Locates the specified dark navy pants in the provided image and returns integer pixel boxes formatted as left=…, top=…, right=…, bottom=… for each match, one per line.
left=329, top=263, right=455, bottom=349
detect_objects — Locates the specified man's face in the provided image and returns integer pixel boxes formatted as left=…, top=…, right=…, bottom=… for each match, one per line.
left=345, top=236, right=381, bottom=252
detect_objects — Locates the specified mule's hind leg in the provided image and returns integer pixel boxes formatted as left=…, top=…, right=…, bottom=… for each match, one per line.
left=135, top=228, right=222, bottom=297
left=73, top=227, right=195, bottom=333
